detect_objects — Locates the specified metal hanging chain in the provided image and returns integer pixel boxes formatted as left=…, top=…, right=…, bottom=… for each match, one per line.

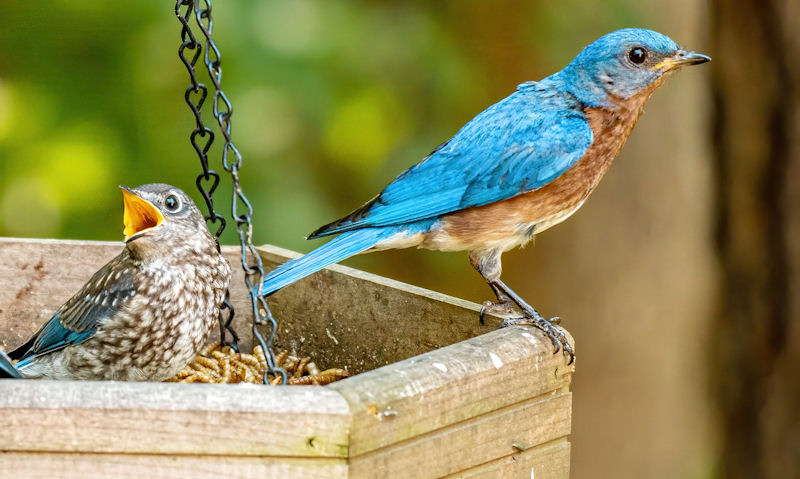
left=175, top=0, right=287, bottom=384
left=175, top=0, right=239, bottom=352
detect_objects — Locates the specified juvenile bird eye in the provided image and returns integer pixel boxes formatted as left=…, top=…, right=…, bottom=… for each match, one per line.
left=628, top=47, right=647, bottom=64
left=164, top=194, right=180, bottom=212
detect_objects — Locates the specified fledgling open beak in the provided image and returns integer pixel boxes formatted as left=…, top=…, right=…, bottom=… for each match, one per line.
left=120, top=186, right=164, bottom=242
left=652, top=50, right=711, bottom=71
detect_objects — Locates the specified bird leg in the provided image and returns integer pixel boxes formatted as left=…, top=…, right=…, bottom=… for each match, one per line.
left=478, top=282, right=519, bottom=323
left=482, top=282, right=563, bottom=325
left=490, top=279, right=573, bottom=364
left=470, top=250, right=516, bottom=323
left=469, top=250, right=573, bottom=364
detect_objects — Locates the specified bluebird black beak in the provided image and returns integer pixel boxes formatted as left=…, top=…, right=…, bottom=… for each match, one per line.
left=120, top=185, right=164, bottom=242
left=653, top=50, right=711, bottom=71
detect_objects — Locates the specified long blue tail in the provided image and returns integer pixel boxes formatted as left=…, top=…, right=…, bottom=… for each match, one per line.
left=261, top=228, right=398, bottom=295
left=0, top=350, right=22, bottom=379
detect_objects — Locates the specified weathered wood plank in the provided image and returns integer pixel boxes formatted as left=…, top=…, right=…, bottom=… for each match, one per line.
left=0, top=380, right=350, bottom=457
left=0, top=452, right=348, bottom=479
left=330, top=325, right=574, bottom=457
left=259, top=244, right=505, bottom=374
left=348, top=392, right=571, bottom=479
left=445, top=439, right=571, bottom=479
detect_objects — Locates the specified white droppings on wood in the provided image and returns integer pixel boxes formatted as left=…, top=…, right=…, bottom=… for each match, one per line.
left=402, top=384, right=416, bottom=398
left=489, top=352, right=503, bottom=369
left=432, top=362, right=447, bottom=373
left=521, top=332, right=538, bottom=345
left=377, top=406, right=398, bottom=421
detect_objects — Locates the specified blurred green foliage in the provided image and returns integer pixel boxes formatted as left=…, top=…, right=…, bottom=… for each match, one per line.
left=0, top=0, right=642, bottom=290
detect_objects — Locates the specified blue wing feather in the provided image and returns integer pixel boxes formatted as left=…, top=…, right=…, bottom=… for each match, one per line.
left=261, top=227, right=403, bottom=295
left=10, top=254, right=136, bottom=365
left=310, top=81, right=592, bottom=238
left=32, top=312, right=97, bottom=356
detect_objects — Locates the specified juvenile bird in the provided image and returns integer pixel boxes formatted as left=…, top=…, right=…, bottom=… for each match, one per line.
left=260, top=29, right=710, bottom=362
left=0, top=183, right=231, bottom=380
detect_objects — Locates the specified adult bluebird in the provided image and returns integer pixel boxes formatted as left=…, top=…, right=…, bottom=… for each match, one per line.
left=0, top=183, right=231, bottom=380
left=260, top=29, right=710, bottom=362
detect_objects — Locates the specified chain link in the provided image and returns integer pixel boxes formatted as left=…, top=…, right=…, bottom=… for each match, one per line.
left=175, top=0, right=238, bottom=352
left=175, top=0, right=286, bottom=384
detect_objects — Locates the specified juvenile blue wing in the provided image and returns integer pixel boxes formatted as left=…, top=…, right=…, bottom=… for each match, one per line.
left=10, top=254, right=137, bottom=363
left=310, top=84, right=592, bottom=238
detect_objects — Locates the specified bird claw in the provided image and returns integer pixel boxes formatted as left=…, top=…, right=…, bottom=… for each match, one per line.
left=502, top=313, right=574, bottom=365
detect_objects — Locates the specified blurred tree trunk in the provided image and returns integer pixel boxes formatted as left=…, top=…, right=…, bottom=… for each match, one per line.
left=711, top=0, right=800, bottom=477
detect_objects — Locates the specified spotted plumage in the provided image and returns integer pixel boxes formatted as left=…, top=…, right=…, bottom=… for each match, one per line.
left=0, top=183, right=231, bottom=380
left=258, top=28, right=710, bottom=362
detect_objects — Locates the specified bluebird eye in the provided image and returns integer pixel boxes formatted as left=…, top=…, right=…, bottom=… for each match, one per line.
left=164, top=194, right=180, bottom=212
left=628, top=47, right=647, bottom=64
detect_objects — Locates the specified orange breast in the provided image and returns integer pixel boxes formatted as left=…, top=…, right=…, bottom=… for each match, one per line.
left=424, top=87, right=660, bottom=253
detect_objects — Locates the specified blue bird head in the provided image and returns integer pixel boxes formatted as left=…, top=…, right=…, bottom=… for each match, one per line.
left=556, top=28, right=710, bottom=108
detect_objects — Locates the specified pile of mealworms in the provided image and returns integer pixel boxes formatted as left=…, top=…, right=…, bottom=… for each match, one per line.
left=165, top=342, right=350, bottom=385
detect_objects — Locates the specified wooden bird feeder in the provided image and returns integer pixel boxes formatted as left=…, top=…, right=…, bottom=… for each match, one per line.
left=0, top=237, right=574, bottom=478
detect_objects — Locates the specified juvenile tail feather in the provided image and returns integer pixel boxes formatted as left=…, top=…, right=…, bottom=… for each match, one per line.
left=0, top=350, right=23, bottom=379
left=261, top=228, right=397, bottom=295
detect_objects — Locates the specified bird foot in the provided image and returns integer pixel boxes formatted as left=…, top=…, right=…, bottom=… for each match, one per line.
left=479, top=300, right=520, bottom=324
left=502, top=311, right=574, bottom=365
